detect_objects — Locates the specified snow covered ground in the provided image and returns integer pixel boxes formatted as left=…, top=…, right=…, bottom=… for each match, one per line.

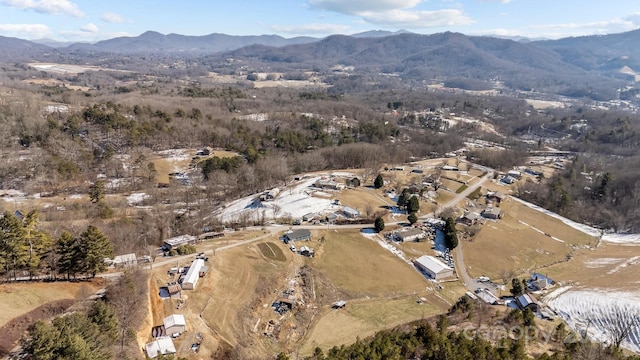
left=217, top=176, right=335, bottom=222
left=510, top=196, right=640, bottom=245
left=545, top=287, right=640, bottom=353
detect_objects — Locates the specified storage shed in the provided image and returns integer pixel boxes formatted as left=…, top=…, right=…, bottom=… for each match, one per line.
left=181, top=259, right=205, bottom=290
left=145, top=337, right=176, bottom=358
left=397, top=228, right=426, bottom=242
left=163, top=314, right=186, bottom=336
left=414, top=255, right=454, bottom=280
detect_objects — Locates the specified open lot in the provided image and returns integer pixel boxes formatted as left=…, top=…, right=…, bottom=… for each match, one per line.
left=299, top=296, right=442, bottom=355
left=462, top=197, right=596, bottom=281
left=311, top=229, right=427, bottom=297
left=0, top=281, right=102, bottom=328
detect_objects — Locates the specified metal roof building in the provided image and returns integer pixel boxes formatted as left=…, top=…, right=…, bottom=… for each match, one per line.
left=284, top=229, right=311, bottom=243
left=181, top=259, right=205, bottom=290
left=163, top=234, right=197, bottom=250
left=414, top=255, right=454, bottom=280
left=163, top=314, right=186, bottom=336
left=145, top=336, right=176, bottom=358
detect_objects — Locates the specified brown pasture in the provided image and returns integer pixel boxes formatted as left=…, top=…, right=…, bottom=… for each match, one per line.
left=299, top=296, right=442, bottom=355
left=0, top=281, right=101, bottom=328
left=462, top=197, right=596, bottom=280
left=311, top=229, right=427, bottom=297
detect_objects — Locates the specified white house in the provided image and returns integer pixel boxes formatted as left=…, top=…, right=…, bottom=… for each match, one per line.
left=163, top=314, right=186, bottom=336
left=414, top=255, right=454, bottom=280
left=145, top=337, right=176, bottom=358
left=181, top=259, right=205, bottom=290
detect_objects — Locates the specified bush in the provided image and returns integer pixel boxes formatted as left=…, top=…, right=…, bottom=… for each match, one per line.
left=175, top=244, right=197, bottom=255
left=374, top=217, right=385, bottom=232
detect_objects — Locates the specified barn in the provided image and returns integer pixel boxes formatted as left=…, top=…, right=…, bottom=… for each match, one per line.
left=413, top=255, right=454, bottom=280
left=181, top=259, right=205, bottom=290
left=163, top=314, right=186, bottom=336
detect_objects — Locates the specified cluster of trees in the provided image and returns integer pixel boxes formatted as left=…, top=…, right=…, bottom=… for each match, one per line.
left=517, top=155, right=640, bottom=232
left=290, top=295, right=640, bottom=360
left=20, top=269, right=148, bottom=359
left=0, top=210, right=114, bottom=281
left=443, top=217, right=459, bottom=250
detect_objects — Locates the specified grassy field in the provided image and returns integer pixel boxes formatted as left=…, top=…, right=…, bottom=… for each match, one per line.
left=299, top=295, right=443, bottom=355
left=152, top=149, right=239, bottom=184
left=462, top=197, right=596, bottom=280
left=0, top=281, right=102, bottom=328
left=257, top=241, right=287, bottom=262
left=542, top=242, right=640, bottom=290
left=311, top=229, right=427, bottom=297
left=335, top=187, right=392, bottom=214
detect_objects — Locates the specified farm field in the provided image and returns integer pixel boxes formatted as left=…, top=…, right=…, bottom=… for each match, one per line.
left=462, top=197, right=596, bottom=280
left=311, top=229, right=427, bottom=297
left=0, top=281, right=102, bottom=328
left=299, top=295, right=443, bottom=355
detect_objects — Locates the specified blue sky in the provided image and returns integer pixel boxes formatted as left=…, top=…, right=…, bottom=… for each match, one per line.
left=0, top=0, right=639, bottom=42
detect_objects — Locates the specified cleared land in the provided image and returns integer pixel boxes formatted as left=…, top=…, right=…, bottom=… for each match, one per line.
left=257, top=241, right=287, bottom=262
left=311, top=229, right=427, bottom=297
left=462, top=197, right=596, bottom=281
left=300, top=296, right=442, bottom=355
left=0, top=281, right=101, bottom=328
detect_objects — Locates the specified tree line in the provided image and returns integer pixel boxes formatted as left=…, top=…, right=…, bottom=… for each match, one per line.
left=19, top=269, right=149, bottom=359
left=0, top=210, right=114, bottom=281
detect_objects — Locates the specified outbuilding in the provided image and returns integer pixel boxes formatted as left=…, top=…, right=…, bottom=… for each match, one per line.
left=145, top=337, right=176, bottom=358
left=112, top=253, right=137, bottom=267
left=181, top=259, right=205, bottom=290
left=342, top=206, right=360, bottom=218
left=413, top=255, right=454, bottom=280
left=481, top=207, right=503, bottom=220
left=516, top=294, right=539, bottom=312
left=163, top=314, right=186, bottom=336
left=397, top=228, right=426, bottom=242
left=163, top=234, right=197, bottom=250
left=284, top=229, right=311, bottom=243
left=460, top=212, right=481, bottom=226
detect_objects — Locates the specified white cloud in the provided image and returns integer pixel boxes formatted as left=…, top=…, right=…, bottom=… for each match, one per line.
left=477, top=0, right=511, bottom=3
left=271, top=23, right=350, bottom=35
left=360, top=8, right=474, bottom=28
left=80, top=22, right=98, bottom=33
left=101, top=12, right=126, bottom=24
left=308, top=0, right=472, bottom=29
left=1, top=0, right=83, bottom=17
left=0, top=23, right=51, bottom=38
left=308, top=0, right=423, bottom=15
left=479, top=13, right=640, bottom=39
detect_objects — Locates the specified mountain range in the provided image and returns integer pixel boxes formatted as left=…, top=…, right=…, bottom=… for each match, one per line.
left=1, top=28, right=639, bottom=100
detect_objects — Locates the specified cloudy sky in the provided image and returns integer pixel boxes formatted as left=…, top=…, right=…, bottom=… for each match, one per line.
left=0, top=0, right=639, bottom=42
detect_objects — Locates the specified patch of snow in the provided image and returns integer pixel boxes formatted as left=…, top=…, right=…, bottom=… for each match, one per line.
left=218, top=177, right=332, bottom=222
left=127, top=192, right=150, bottom=206
left=601, top=233, right=640, bottom=245
left=606, top=256, right=640, bottom=275
left=584, top=258, right=624, bottom=268
left=545, top=287, right=640, bottom=353
left=69, top=194, right=83, bottom=199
